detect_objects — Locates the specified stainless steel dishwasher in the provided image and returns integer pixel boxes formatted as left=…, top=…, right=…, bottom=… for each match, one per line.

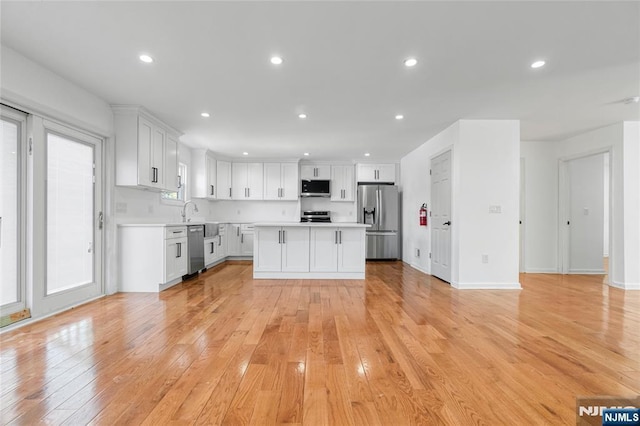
left=187, top=224, right=204, bottom=275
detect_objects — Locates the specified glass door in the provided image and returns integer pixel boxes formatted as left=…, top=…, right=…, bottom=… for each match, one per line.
left=0, top=106, right=27, bottom=318
left=34, top=120, right=103, bottom=314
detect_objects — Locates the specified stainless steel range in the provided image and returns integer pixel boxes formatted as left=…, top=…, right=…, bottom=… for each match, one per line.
left=300, top=211, right=331, bottom=223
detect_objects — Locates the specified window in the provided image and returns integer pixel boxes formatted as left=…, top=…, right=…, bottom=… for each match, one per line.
left=161, top=162, right=187, bottom=204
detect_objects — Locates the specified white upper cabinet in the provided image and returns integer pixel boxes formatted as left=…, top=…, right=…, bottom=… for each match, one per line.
left=232, top=163, right=264, bottom=200
left=300, top=164, right=330, bottom=180
left=192, top=150, right=218, bottom=199
left=331, top=165, right=355, bottom=202
left=113, top=106, right=181, bottom=191
left=216, top=160, right=232, bottom=200
left=264, top=163, right=299, bottom=200
left=356, top=163, right=396, bottom=183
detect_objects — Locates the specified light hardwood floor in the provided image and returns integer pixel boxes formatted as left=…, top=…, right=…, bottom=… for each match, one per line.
left=1, top=261, right=639, bottom=425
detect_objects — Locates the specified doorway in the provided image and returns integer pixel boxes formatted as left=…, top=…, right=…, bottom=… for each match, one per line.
left=560, top=151, right=610, bottom=275
left=430, top=150, right=452, bottom=283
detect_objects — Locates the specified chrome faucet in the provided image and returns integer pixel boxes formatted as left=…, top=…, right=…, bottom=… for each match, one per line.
left=181, top=200, right=199, bottom=223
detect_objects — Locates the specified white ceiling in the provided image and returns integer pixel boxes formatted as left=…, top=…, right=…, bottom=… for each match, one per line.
left=1, top=1, right=639, bottom=161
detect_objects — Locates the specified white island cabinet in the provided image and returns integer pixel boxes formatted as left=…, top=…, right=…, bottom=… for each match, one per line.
left=253, top=223, right=368, bottom=279
left=118, top=224, right=188, bottom=292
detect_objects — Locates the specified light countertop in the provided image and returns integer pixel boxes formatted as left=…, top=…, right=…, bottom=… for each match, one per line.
left=253, top=222, right=370, bottom=228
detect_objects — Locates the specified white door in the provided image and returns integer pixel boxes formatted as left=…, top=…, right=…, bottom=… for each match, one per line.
left=217, top=160, right=232, bottom=200
left=254, top=227, right=281, bottom=272
left=280, top=163, right=299, bottom=200
left=337, top=228, right=365, bottom=273
left=35, top=120, right=103, bottom=315
left=263, top=163, right=281, bottom=200
left=227, top=224, right=241, bottom=255
left=565, top=153, right=606, bottom=273
left=206, top=153, right=217, bottom=199
left=281, top=227, right=310, bottom=272
left=430, top=150, right=452, bottom=283
left=376, top=164, right=396, bottom=183
left=0, top=106, right=27, bottom=317
left=309, top=227, right=338, bottom=272
left=246, top=163, right=264, bottom=199
left=152, top=126, right=165, bottom=188
left=232, top=163, right=248, bottom=199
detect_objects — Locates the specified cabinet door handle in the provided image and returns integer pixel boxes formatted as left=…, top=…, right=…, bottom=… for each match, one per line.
left=335, top=230, right=338, bottom=244
left=211, top=242, right=214, bottom=254
left=218, top=235, right=222, bottom=246
left=339, top=230, right=342, bottom=244
left=177, top=175, right=182, bottom=188
left=241, top=234, right=244, bottom=243
left=282, top=230, right=286, bottom=244
left=248, top=188, right=250, bottom=198
left=237, top=227, right=240, bottom=236
left=278, top=230, right=281, bottom=244
left=176, top=242, right=181, bottom=258
left=210, top=185, right=214, bottom=196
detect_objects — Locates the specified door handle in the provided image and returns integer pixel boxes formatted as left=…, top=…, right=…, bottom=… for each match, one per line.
left=176, top=242, right=181, bottom=258
left=443, top=221, right=451, bottom=226
left=339, top=230, right=342, bottom=244
left=218, top=235, right=222, bottom=246
left=98, top=211, right=104, bottom=230
left=211, top=185, right=214, bottom=196
left=278, top=230, right=281, bottom=244
left=229, top=187, right=232, bottom=198
left=282, top=230, right=286, bottom=244
left=211, top=242, right=214, bottom=254
left=335, top=230, right=338, bottom=244
left=241, top=234, right=244, bottom=243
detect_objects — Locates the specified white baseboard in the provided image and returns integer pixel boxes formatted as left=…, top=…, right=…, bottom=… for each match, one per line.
left=567, top=269, right=606, bottom=274
left=609, top=281, right=640, bottom=290
left=408, top=263, right=430, bottom=275
left=451, top=281, right=522, bottom=290
left=253, top=271, right=365, bottom=280
left=524, top=268, right=559, bottom=274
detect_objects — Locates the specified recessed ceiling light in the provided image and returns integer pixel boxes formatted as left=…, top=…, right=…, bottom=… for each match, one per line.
left=303, top=152, right=310, bottom=156
left=139, top=54, right=154, bottom=63
left=395, top=114, right=404, bottom=120
left=364, top=153, right=371, bottom=157
left=531, top=60, right=546, bottom=69
left=404, top=58, right=418, bottom=67
left=270, top=56, right=283, bottom=65
left=201, top=112, right=210, bottom=118
left=242, top=152, right=249, bottom=156
left=298, top=113, right=307, bottom=119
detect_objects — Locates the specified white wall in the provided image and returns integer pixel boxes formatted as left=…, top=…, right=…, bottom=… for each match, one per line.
left=401, top=120, right=521, bottom=289
left=522, top=122, right=639, bottom=289
left=455, top=120, right=520, bottom=288
left=0, top=46, right=113, bottom=136
left=400, top=123, right=459, bottom=274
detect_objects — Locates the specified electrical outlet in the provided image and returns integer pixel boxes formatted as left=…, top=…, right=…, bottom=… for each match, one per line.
left=482, top=254, right=489, bottom=264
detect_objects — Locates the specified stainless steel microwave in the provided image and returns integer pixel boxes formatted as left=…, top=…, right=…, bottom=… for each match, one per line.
left=301, top=180, right=330, bottom=197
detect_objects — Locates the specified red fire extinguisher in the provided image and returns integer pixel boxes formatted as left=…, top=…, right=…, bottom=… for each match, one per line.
left=419, top=204, right=427, bottom=226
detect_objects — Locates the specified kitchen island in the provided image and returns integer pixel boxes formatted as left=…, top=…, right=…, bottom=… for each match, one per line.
left=253, top=222, right=369, bottom=279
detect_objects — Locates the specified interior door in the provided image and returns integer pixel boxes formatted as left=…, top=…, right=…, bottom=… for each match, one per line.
left=34, top=120, right=103, bottom=315
left=0, top=106, right=27, bottom=318
left=566, top=153, right=605, bottom=273
left=431, top=150, right=452, bottom=283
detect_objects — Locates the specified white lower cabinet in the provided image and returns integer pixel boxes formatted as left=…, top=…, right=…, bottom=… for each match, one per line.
left=165, top=232, right=189, bottom=281
left=226, top=224, right=253, bottom=257
left=254, top=227, right=310, bottom=272
left=254, top=224, right=366, bottom=279
left=204, top=237, right=217, bottom=267
left=310, top=227, right=364, bottom=273
left=119, top=225, right=188, bottom=292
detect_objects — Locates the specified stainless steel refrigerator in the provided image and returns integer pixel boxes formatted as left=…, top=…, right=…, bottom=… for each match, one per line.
left=357, top=184, right=400, bottom=259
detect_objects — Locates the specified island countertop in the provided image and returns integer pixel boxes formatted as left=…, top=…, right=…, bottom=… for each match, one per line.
left=253, top=222, right=370, bottom=228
